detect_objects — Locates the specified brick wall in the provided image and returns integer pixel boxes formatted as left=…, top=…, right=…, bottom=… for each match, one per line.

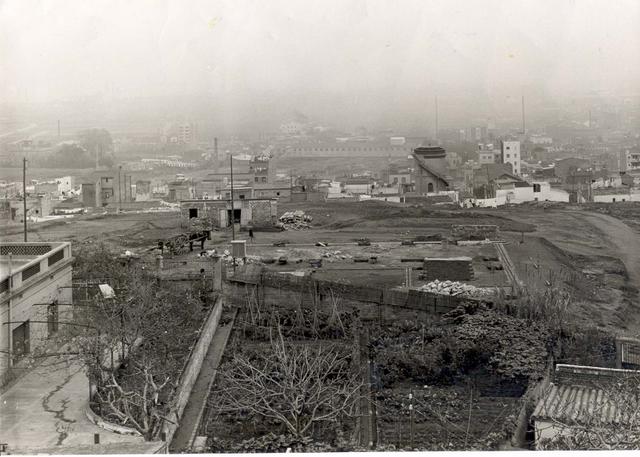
left=246, top=199, right=277, bottom=227
left=226, top=272, right=472, bottom=323
left=423, top=257, right=474, bottom=281
left=451, top=224, right=500, bottom=241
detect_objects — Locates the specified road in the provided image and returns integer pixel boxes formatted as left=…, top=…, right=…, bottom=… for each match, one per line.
left=0, top=354, right=163, bottom=454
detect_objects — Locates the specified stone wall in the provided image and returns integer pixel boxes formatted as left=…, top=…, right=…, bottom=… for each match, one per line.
left=246, top=199, right=277, bottom=226
left=161, top=297, right=223, bottom=444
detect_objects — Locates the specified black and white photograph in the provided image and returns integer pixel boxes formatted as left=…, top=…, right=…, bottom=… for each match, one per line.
left=1, top=0, right=640, bottom=454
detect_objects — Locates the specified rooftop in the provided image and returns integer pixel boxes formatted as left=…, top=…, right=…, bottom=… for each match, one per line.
left=0, top=242, right=71, bottom=282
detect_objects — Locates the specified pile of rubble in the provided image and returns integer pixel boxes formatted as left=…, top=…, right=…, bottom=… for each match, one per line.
left=278, top=210, right=313, bottom=230
left=320, top=250, right=353, bottom=262
left=417, top=280, right=495, bottom=299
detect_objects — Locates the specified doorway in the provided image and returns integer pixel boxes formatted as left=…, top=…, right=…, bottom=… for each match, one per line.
left=12, top=320, right=30, bottom=362
left=226, top=209, right=241, bottom=225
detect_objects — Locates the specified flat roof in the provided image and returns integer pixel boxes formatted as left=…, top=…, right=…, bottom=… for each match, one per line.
left=0, top=242, right=70, bottom=281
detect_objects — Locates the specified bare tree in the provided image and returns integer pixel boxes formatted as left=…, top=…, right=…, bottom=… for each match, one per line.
left=213, top=327, right=362, bottom=438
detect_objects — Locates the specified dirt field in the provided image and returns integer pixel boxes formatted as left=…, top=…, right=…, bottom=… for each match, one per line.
left=3, top=199, right=639, bottom=333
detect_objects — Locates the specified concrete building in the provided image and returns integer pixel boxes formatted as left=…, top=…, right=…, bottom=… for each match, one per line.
left=1, top=196, right=53, bottom=222
left=477, top=144, right=498, bottom=165
left=167, top=180, right=194, bottom=202
left=81, top=176, right=116, bottom=208
left=180, top=198, right=278, bottom=229
left=0, top=242, right=73, bottom=384
left=56, top=176, right=75, bottom=195
left=178, top=122, right=196, bottom=144
left=501, top=141, right=521, bottom=176
left=135, top=180, right=152, bottom=201
left=625, top=146, right=640, bottom=172
left=412, top=146, right=451, bottom=194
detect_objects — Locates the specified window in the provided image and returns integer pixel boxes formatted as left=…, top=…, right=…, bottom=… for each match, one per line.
left=262, top=177, right=267, bottom=183
left=276, top=192, right=280, bottom=196
left=506, top=154, right=510, bottom=158
left=254, top=177, right=259, bottom=183
left=533, top=184, right=541, bottom=193
left=189, top=208, right=198, bottom=218
left=427, top=183, right=434, bottom=192
left=239, top=194, right=245, bottom=200
left=506, top=146, right=510, bottom=150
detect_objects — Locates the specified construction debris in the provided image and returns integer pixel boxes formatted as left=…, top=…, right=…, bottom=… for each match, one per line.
left=278, top=211, right=313, bottom=230
left=417, top=280, right=495, bottom=299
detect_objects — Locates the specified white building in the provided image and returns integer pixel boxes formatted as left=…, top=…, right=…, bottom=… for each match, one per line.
left=626, top=148, right=640, bottom=172
left=478, top=144, right=498, bottom=165
left=56, top=176, right=75, bottom=195
left=501, top=141, right=521, bottom=176
left=1, top=242, right=73, bottom=383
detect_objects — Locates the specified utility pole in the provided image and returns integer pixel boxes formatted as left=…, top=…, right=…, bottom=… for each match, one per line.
left=230, top=155, right=236, bottom=275
left=118, top=165, right=122, bottom=212
left=22, top=158, right=27, bottom=242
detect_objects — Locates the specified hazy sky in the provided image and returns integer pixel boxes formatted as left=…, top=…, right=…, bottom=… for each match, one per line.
left=1, top=0, right=639, bottom=129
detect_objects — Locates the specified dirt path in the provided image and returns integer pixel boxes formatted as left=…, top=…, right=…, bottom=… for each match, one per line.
left=564, top=210, right=640, bottom=333
left=568, top=211, right=640, bottom=292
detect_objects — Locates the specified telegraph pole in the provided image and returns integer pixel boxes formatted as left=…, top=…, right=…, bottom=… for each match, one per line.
left=229, top=155, right=236, bottom=275
left=230, top=155, right=235, bottom=240
left=118, top=165, right=122, bottom=212
left=521, top=95, right=526, bottom=135
left=23, top=158, right=27, bottom=242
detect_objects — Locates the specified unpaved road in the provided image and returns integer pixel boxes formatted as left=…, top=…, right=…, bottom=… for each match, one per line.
left=568, top=211, right=640, bottom=293
left=562, top=210, right=640, bottom=333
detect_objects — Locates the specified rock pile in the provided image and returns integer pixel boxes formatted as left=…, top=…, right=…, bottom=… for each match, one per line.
left=320, top=250, right=353, bottom=262
left=278, top=210, right=313, bottom=230
left=418, top=280, right=495, bottom=298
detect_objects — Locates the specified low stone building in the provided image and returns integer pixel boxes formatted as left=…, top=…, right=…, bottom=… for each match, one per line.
left=180, top=198, right=278, bottom=229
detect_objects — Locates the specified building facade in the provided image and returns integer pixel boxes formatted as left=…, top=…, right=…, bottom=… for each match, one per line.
left=180, top=198, right=278, bottom=229
left=501, top=141, right=521, bottom=176
left=0, top=242, right=73, bottom=384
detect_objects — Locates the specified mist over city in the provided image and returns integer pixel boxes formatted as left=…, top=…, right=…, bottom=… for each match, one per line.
left=1, top=0, right=640, bottom=455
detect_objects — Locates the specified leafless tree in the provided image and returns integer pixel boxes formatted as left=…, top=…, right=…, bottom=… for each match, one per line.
left=212, top=327, right=362, bottom=438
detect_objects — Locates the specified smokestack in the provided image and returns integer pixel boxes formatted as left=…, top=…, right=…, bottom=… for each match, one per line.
left=521, top=95, right=526, bottom=135
left=214, top=137, right=219, bottom=170
left=434, top=96, right=439, bottom=142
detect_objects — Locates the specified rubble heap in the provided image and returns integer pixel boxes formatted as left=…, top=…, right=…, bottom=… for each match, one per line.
left=418, top=280, right=495, bottom=299
left=278, top=210, right=313, bottom=230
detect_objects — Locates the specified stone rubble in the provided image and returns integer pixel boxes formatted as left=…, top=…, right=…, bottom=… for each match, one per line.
left=418, top=280, right=495, bottom=298
left=278, top=210, right=313, bottom=230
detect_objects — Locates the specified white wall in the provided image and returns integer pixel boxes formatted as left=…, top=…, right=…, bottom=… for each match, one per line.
left=593, top=192, right=640, bottom=202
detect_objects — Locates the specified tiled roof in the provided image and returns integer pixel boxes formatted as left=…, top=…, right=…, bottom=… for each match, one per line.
left=532, top=383, right=618, bottom=425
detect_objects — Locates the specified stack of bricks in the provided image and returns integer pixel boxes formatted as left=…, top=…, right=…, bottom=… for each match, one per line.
left=451, top=224, right=500, bottom=241
left=422, top=256, right=474, bottom=281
